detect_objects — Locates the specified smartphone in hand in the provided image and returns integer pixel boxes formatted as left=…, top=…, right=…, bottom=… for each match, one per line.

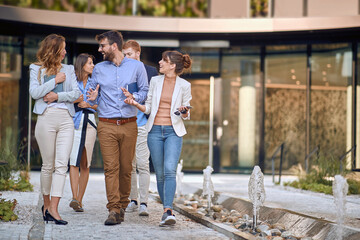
left=174, top=106, right=193, bottom=115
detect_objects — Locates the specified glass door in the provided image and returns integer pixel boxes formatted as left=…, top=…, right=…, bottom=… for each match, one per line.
left=219, top=47, right=261, bottom=172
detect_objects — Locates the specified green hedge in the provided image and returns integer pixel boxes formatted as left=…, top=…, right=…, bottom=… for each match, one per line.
left=0, top=0, right=208, bottom=17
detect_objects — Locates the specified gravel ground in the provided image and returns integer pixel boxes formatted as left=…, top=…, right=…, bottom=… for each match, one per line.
left=1, top=192, right=38, bottom=225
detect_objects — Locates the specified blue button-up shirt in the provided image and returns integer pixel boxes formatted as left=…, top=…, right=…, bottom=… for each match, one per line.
left=88, top=57, right=149, bottom=118
left=73, top=78, right=96, bottom=129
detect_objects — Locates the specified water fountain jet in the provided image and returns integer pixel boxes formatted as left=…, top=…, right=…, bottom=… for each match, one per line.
left=202, top=165, right=214, bottom=213
left=176, top=159, right=184, bottom=198
left=333, top=175, right=348, bottom=240
left=248, top=165, right=265, bottom=230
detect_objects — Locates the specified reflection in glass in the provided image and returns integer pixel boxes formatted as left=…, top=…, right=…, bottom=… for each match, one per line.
left=0, top=35, right=21, bottom=154
left=181, top=47, right=220, bottom=74
left=24, top=36, right=43, bottom=168
left=178, top=47, right=221, bottom=170
left=220, top=47, right=261, bottom=171
left=265, top=45, right=307, bottom=171
left=311, top=44, right=352, bottom=167
left=357, top=44, right=360, bottom=169
left=182, top=79, right=210, bottom=170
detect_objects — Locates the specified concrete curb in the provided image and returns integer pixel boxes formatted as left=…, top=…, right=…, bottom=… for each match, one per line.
left=172, top=189, right=360, bottom=240
left=173, top=203, right=257, bottom=240
left=28, top=193, right=45, bottom=240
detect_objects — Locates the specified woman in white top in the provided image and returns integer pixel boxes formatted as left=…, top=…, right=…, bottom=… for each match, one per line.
left=29, top=34, right=81, bottom=225
left=123, top=50, right=192, bottom=226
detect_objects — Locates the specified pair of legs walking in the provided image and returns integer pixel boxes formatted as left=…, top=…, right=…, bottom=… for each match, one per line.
left=35, top=108, right=74, bottom=224
left=69, top=149, right=89, bottom=212
left=127, top=125, right=150, bottom=216
left=147, top=125, right=183, bottom=226
left=98, top=120, right=138, bottom=225
left=69, top=115, right=97, bottom=212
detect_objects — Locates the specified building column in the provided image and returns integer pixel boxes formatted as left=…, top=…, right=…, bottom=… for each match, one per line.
left=238, top=60, right=256, bottom=167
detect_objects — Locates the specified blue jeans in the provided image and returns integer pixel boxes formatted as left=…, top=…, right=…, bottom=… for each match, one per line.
left=147, top=125, right=183, bottom=209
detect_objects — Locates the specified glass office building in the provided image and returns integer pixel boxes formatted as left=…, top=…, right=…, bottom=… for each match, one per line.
left=0, top=4, right=359, bottom=173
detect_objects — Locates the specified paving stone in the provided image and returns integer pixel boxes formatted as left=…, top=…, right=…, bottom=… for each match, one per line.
left=0, top=172, right=229, bottom=240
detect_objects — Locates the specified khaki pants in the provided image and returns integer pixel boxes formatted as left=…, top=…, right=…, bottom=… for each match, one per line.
left=98, top=120, right=137, bottom=213
left=129, top=125, right=150, bottom=204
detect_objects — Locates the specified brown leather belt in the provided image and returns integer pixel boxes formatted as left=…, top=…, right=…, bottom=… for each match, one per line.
left=99, top=117, right=137, bottom=125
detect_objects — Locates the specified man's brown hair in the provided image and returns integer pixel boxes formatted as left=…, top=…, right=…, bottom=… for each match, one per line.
left=123, top=40, right=141, bottom=53
left=95, top=30, right=124, bottom=51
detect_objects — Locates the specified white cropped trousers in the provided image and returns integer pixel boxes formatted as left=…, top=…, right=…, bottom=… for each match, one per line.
left=35, top=108, right=74, bottom=197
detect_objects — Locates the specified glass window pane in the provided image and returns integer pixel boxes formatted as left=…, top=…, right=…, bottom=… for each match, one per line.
left=181, top=47, right=220, bottom=74
left=220, top=47, right=261, bottom=171
left=311, top=43, right=352, bottom=166
left=356, top=44, right=360, bottom=169
left=181, top=79, right=210, bottom=170
left=265, top=45, right=307, bottom=171
left=177, top=47, right=221, bottom=170
left=24, top=35, right=43, bottom=168
left=0, top=35, right=21, bottom=154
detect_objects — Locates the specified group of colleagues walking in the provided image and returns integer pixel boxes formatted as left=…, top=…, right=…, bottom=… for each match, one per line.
left=29, top=30, right=192, bottom=227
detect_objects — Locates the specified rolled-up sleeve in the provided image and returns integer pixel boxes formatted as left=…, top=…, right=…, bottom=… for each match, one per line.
left=87, top=66, right=99, bottom=106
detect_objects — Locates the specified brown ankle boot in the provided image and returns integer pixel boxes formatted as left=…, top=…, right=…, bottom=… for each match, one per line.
left=119, top=208, right=125, bottom=222
left=104, top=211, right=121, bottom=225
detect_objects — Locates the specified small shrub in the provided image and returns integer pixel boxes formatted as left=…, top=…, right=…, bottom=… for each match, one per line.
left=284, top=178, right=332, bottom=194
left=347, top=179, right=360, bottom=194
left=0, top=173, right=33, bottom=192
left=0, top=198, right=18, bottom=222
left=0, top=128, right=33, bottom=192
left=284, top=152, right=360, bottom=195
left=0, top=144, right=18, bottom=181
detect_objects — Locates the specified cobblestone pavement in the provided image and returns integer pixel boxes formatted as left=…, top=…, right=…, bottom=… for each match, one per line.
left=0, top=172, right=229, bottom=240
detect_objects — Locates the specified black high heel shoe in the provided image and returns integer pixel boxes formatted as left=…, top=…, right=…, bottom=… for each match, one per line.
left=42, top=206, right=53, bottom=222
left=45, top=210, right=68, bottom=225
left=41, top=205, right=46, bottom=221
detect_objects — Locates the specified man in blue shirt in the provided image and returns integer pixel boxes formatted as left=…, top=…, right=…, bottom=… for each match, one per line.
left=87, top=31, right=149, bottom=226
left=122, top=40, right=158, bottom=217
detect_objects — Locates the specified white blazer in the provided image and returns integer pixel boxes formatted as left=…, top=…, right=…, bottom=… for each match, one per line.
left=144, top=75, right=192, bottom=137
left=29, top=63, right=81, bottom=116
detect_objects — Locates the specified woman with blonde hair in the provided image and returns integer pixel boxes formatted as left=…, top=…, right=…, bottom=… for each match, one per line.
left=123, top=50, right=192, bottom=226
left=29, top=34, right=81, bottom=225
left=69, top=53, right=97, bottom=212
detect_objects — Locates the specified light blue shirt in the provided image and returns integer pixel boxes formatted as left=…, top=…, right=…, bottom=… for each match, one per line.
left=73, top=78, right=96, bottom=129
left=136, top=64, right=158, bottom=127
left=88, top=57, right=149, bottom=118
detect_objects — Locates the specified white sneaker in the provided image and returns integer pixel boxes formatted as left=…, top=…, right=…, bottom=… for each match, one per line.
left=125, top=201, right=138, bottom=212
left=139, top=204, right=149, bottom=216
left=159, top=210, right=176, bottom=227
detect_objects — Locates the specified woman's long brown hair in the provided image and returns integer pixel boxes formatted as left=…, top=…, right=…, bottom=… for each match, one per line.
left=34, top=34, right=65, bottom=83
left=74, top=53, right=94, bottom=82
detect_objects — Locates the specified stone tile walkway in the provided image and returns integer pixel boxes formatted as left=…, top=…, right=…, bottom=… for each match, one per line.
left=0, top=172, right=229, bottom=240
